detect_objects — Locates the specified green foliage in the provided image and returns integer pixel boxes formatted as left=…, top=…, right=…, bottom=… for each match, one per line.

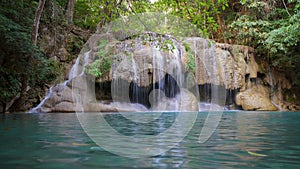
left=230, top=0, right=300, bottom=81
left=0, top=0, right=34, bottom=102
left=74, top=0, right=101, bottom=29
left=74, top=0, right=229, bottom=38
left=66, top=35, right=85, bottom=56
left=106, top=12, right=199, bottom=38
left=0, top=0, right=61, bottom=103
left=147, top=0, right=229, bottom=38
left=185, top=51, right=196, bottom=72
left=74, top=0, right=146, bottom=30
left=183, top=42, right=195, bottom=72
left=85, top=39, right=113, bottom=77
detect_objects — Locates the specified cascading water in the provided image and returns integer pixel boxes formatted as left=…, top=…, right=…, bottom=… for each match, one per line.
left=111, top=34, right=188, bottom=111
left=149, top=47, right=165, bottom=109
left=30, top=86, right=54, bottom=113
left=69, top=51, right=91, bottom=80
left=32, top=27, right=261, bottom=113
left=30, top=50, right=92, bottom=113
left=268, top=65, right=282, bottom=110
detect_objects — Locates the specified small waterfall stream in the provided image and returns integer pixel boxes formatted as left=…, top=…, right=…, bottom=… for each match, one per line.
left=268, top=66, right=282, bottom=111
left=30, top=50, right=92, bottom=113
left=30, top=86, right=54, bottom=113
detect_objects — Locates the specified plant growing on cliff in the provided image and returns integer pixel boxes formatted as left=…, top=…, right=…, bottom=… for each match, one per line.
left=85, top=39, right=113, bottom=77
left=183, top=42, right=195, bottom=72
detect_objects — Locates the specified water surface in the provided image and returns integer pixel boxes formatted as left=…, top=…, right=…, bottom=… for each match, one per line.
left=1, top=111, right=300, bottom=168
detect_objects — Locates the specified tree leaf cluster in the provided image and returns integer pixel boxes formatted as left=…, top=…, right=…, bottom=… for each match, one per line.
left=229, top=0, right=300, bottom=83
left=0, top=0, right=62, bottom=106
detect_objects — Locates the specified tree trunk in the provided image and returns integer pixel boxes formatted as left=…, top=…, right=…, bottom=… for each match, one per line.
left=32, top=0, right=46, bottom=46
left=67, top=0, right=75, bottom=24
left=11, top=0, right=46, bottom=111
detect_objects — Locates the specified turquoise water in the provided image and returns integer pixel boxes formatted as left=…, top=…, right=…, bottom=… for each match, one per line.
left=1, top=112, right=300, bottom=168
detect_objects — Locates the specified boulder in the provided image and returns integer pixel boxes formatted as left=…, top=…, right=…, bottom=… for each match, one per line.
left=53, top=102, right=77, bottom=112
left=236, top=85, right=278, bottom=111
left=151, top=89, right=199, bottom=111
left=178, top=89, right=199, bottom=111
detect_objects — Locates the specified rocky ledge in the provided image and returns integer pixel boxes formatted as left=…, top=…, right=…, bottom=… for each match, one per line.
left=33, top=31, right=299, bottom=112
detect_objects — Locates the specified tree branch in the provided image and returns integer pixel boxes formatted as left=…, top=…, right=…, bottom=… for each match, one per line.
left=282, top=0, right=291, bottom=17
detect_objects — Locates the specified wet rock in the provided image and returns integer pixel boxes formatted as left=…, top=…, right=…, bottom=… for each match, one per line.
left=84, top=102, right=148, bottom=112
left=38, top=84, right=76, bottom=112
left=177, top=89, right=199, bottom=111
left=151, top=89, right=199, bottom=111
left=36, top=31, right=293, bottom=112
left=236, top=85, right=278, bottom=111
left=53, top=102, right=76, bottom=112
left=183, top=38, right=255, bottom=90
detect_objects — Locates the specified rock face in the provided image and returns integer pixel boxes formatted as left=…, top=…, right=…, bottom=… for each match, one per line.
left=34, top=31, right=286, bottom=112
left=236, top=85, right=278, bottom=111
left=35, top=84, right=78, bottom=112
left=183, top=38, right=258, bottom=90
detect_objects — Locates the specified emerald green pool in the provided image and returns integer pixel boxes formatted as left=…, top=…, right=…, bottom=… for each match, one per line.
left=1, top=111, right=300, bottom=168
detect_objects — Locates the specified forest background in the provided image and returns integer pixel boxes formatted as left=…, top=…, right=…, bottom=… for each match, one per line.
left=0, top=0, right=299, bottom=112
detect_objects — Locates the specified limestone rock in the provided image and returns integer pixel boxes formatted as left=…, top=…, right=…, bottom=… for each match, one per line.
left=34, top=31, right=277, bottom=113
left=247, top=53, right=258, bottom=78
left=178, top=89, right=199, bottom=111
left=183, top=38, right=256, bottom=90
left=151, top=89, right=199, bottom=111
left=38, top=84, right=78, bottom=112
left=236, top=85, right=278, bottom=111
left=84, top=102, right=148, bottom=112
left=53, top=102, right=77, bottom=112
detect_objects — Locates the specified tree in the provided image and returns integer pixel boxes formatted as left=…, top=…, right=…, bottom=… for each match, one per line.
left=229, top=0, right=300, bottom=82
left=66, top=0, right=75, bottom=24
left=0, top=0, right=36, bottom=112
left=146, top=0, right=228, bottom=39
left=11, top=0, right=46, bottom=111
left=0, top=0, right=60, bottom=112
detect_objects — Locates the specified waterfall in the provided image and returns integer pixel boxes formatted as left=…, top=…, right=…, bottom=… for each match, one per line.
left=131, top=55, right=139, bottom=103
left=69, top=51, right=91, bottom=80
left=149, top=47, right=165, bottom=109
left=29, top=86, right=54, bottom=113
left=68, top=56, right=80, bottom=81
left=30, top=50, right=92, bottom=113
left=268, top=66, right=282, bottom=110
left=32, top=31, right=263, bottom=113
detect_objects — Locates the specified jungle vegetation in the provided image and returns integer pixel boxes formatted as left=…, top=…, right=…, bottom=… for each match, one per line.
left=0, top=0, right=299, bottom=111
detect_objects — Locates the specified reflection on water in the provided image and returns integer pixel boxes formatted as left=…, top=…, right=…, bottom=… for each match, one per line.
left=0, top=112, right=300, bottom=168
